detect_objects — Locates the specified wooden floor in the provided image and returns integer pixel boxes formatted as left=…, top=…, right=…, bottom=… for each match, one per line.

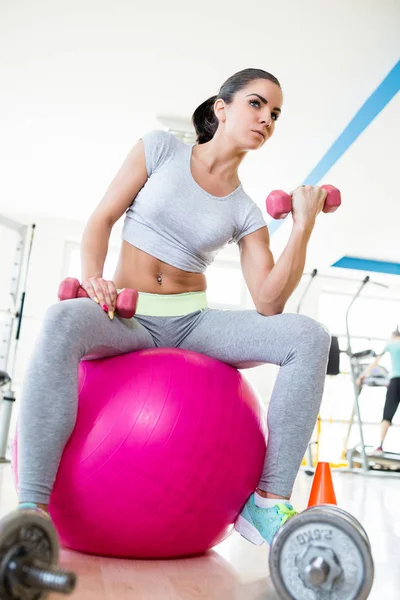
left=1, top=465, right=399, bottom=599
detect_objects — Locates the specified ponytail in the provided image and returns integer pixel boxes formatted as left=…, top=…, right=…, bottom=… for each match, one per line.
left=192, top=95, right=218, bottom=144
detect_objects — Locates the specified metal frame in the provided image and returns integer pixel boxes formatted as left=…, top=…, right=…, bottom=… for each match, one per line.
left=0, top=215, right=36, bottom=462
left=1, top=217, right=29, bottom=372
left=299, top=268, right=400, bottom=478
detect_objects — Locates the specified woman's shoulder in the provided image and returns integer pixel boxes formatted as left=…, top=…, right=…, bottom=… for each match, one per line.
left=142, top=129, right=184, bottom=148
left=140, top=130, right=186, bottom=174
left=386, top=341, right=400, bottom=352
left=237, top=188, right=265, bottom=213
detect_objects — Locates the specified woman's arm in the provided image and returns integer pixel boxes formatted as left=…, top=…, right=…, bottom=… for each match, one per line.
left=239, top=223, right=311, bottom=316
left=80, top=139, right=148, bottom=306
left=80, top=218, right=113, bottom=281
left=240, top=185, right=327, bottom=315
left=357, top=352, right=385, bottom=384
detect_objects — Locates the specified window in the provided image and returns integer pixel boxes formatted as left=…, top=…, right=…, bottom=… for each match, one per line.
left=63, top=242, right=120, bottom=282
left=318, top=291, right=400, bottom=343
left=206, top=261, right=246, bottom=307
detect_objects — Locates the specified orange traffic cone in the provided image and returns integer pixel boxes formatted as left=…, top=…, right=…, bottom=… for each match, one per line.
left=307, top=462, right=337, bottom=508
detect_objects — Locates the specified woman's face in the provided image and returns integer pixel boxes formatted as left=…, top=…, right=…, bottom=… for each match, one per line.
left=216, top=78, right=283, bottom=150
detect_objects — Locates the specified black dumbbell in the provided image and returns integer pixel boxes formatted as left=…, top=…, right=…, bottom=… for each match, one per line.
left=0, top=507, right=76, bottom=599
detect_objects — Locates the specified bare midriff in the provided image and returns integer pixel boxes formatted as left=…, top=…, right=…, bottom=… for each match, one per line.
left=113, top=241, right=207, bottom=294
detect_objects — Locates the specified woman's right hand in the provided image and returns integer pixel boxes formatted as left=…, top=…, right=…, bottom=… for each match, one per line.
left=357, top=374, right=366, bottom=386
left=291, top=185, right=327, bottom=229
left=81, top=277, right=117, bottom=317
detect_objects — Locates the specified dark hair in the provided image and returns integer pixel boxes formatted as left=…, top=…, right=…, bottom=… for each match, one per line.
left=392, top=325, right=400, bottom=337
left=192, top=68, right=281, bottom=144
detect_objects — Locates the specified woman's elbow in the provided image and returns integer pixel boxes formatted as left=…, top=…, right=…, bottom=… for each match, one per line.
left=256, top=301, right=285, bottom=316
left=86, top=211, right=115, bottom=231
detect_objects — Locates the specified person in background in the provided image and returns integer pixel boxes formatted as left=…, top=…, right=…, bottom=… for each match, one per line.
left=357, top=326, right=400, bottom=453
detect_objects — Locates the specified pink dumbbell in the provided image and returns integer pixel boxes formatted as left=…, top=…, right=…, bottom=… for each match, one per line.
left=266, top=185, right=342, bottom=219
left=58, top=277, right=138, bottom=319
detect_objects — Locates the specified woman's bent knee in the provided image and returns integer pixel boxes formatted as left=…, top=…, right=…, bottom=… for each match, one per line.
left=44, top=298, right=101, bottom=336
left=293, top=314, right=331, bottom=350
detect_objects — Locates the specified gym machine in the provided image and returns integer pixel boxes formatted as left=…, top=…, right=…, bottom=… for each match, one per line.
left=298, top=268, right=400, bottom=477
left=0, top=216, right=35, bottom=464
left=346, top=344, right=400, bottom=472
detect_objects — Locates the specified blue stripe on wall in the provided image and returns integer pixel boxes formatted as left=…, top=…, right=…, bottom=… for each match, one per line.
left=268, top=60, right=400, bottom=236
left=332, top=256, right=400, bottom=276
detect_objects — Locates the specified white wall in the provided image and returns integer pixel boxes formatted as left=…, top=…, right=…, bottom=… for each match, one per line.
left=1, top=0, right=399, bottom=267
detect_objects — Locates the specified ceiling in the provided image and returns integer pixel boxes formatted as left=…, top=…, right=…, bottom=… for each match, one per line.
left=1, top=0, right=399, bottom=271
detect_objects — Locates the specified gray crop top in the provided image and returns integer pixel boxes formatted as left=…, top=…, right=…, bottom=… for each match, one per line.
left=121, top=130, right=267, bottom=273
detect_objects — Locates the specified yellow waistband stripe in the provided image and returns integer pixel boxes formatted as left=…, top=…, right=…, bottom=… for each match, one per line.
left=132, top=290, right=208, bottom=317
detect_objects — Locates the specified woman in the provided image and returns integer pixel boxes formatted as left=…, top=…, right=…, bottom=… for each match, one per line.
left=17, top=68, right=331, bottom=547
left=357, top=326, right=400, bottom=453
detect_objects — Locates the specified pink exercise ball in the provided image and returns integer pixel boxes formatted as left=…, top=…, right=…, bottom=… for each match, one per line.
left=12, top=348, right=266, bottom=559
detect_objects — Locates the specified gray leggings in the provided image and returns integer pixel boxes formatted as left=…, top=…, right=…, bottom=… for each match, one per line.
left=17, top=298, right=330, bottom=503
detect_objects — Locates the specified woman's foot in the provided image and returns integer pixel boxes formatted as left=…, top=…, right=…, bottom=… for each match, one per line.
left=18, top=502, right=50, bottom=518
left=234, top=493, right=297, bottom=545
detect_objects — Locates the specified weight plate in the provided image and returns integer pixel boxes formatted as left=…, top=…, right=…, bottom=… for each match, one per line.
left=306, top=505, right=371, bottom=549
left=269, top=509, right=374, bottom=600
left=0, top=509, right=59, bottom=600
